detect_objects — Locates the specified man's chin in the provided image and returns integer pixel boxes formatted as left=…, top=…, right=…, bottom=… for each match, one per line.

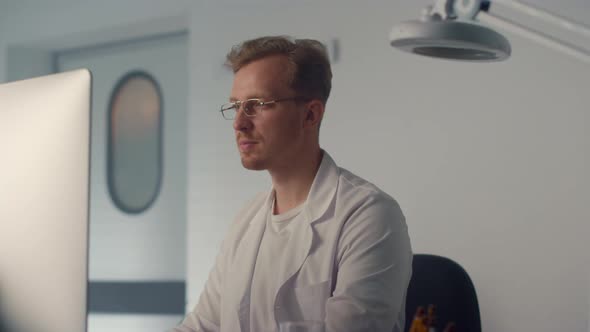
left=240, top=157, right=266, bottom=171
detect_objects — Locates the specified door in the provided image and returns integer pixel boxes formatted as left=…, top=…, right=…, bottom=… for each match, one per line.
left=56, top=32, right=188, bottom=332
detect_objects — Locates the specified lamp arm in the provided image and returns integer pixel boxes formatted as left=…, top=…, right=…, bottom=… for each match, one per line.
left=491, top=0, right=590, bottom=39
left=478, top=11, right=590, bottom=63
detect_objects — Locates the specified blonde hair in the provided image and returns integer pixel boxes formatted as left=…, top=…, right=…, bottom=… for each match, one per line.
left=225, top=36, right=332, bottom=105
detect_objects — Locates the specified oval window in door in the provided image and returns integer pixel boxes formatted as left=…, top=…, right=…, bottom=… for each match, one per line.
left=107, top=70, right=163, bottom=214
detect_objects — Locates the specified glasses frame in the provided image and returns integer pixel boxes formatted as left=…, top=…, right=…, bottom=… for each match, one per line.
left=220, top=96, right=307, bottom=120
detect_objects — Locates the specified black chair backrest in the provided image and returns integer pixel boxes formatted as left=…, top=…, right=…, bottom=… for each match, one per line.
left=404, top=254, right=481, bottom=332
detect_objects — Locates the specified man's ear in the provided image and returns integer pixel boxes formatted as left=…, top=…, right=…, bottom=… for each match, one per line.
left=303, top=99, right=324, bottom=129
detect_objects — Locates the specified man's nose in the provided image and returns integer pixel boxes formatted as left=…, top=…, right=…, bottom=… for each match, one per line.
left=233, top=107, right=252, bottom=132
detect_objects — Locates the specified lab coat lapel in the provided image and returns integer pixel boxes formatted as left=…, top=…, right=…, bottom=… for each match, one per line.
left=226, top=192, right=272, bottom=331
left=275, top=151, right=340, bottom=292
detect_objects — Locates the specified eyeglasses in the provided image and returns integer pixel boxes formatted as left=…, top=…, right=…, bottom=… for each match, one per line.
left=220, top=97, right=305, bottom=120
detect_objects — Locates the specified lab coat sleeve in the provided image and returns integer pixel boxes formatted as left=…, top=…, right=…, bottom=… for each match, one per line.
left=325, top=195, right=413, bottom=332
left=169, top=193, right=265, bottom=332
left=168, top=235, right=227, bottom=332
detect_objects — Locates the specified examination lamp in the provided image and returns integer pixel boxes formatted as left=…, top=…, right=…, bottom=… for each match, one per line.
left=390, top=0, right=590, bottom=63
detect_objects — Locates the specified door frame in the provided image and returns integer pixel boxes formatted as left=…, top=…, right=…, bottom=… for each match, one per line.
left=5, top=14, right=189, bottom=82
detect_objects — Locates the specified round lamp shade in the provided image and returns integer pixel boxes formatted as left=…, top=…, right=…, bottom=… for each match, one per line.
left=390, top=19, right=511, bottom=62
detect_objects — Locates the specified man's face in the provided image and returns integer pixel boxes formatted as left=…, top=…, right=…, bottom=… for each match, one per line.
left=231, top=55, right=307, bottom=171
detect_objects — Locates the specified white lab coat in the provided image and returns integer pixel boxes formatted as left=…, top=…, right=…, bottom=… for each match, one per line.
left=172, top=152, right=412, bottom=332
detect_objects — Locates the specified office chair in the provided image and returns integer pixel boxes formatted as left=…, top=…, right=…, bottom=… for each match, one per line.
left=404, top=254, right=481, bottom=332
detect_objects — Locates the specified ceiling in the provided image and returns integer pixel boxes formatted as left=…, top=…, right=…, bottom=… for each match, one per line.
left=0, top=0, right=588, bottom=27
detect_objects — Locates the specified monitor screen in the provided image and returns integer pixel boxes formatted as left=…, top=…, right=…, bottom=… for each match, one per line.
left=0, top=69, right=91, bottom=332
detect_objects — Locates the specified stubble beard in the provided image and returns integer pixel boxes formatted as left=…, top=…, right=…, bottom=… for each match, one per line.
left=240, top=154, right=267, bottom=171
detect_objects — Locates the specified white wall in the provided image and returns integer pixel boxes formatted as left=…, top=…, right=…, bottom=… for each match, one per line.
left=2, top=1, right=589, bottom=331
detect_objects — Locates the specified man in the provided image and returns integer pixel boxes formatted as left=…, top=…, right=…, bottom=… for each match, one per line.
left=172, top=36, right=412, bottom=332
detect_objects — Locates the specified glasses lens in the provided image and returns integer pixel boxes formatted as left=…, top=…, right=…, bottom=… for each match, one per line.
left=221, top=103, right=237, bottom=120
left=243, top=99, right=260, bottom=116
left=220, top=99, right=262, bottom=120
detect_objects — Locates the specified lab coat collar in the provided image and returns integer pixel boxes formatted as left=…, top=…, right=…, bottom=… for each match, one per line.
left=249, top=149, right=340, bottom=226
left=302, top=150, right=340, bottom=224
left=228, top=195, right=271, bottom=331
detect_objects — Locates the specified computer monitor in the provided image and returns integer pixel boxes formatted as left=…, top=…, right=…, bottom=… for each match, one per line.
left=0, top=69, right=91, bottom=332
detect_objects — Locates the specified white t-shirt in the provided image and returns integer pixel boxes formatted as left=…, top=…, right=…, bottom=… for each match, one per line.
left=249, top=199, right=305, bottom=332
